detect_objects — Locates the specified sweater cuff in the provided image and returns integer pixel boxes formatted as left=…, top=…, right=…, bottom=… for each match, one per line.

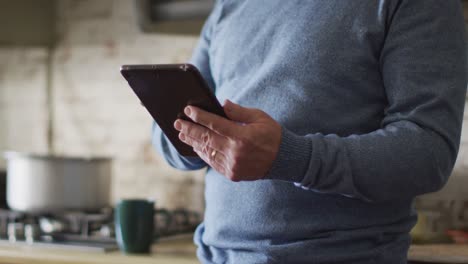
left=264, top=127, right=311, bottom=183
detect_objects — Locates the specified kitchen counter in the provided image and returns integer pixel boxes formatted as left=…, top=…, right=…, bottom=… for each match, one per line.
left=408, top=244, right=468, bottom=264
left=0, top=236, right=198, bottom=264
left=0, top=237, right=467, bottom=264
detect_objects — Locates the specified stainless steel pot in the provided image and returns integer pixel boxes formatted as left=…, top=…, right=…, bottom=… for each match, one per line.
left=4, top=152, right=111, bottom=212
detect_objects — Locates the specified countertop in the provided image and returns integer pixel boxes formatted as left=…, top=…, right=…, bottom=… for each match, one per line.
left=0, top=235, right=198, bottom=264
left=409, top=244, right=468, bottom=264
left=0, top=237, right=467, bottom=264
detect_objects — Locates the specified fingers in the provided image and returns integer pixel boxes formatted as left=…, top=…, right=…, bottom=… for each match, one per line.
left=184, top=106, right=238, bottom=137
left=175, top=119, right=227, bottom=153
left=223, top=99, right=261, bottom=123
left=174, top=118, right=231, bottom=176
left=193, top=145, right=227, bottom=176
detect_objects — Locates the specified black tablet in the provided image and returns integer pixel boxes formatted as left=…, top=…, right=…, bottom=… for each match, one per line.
left=120, top=64, right=227, bottom=157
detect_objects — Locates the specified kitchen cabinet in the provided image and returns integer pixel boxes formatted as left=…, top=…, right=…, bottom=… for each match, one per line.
left=134, top=0, right=211, bottom=35
left=0, top=0, right=54, bottom=46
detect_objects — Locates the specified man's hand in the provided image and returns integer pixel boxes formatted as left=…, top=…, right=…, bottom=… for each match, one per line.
left=174, top=100, right=282, bottom=182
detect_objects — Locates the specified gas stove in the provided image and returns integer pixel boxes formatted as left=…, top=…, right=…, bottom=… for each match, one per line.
left=0, top=208, right=201, bottom=252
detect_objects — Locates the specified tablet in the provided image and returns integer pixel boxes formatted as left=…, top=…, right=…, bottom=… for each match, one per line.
left=120, top=64, right=227, bottom=157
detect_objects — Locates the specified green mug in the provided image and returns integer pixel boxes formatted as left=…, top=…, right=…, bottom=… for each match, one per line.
left=115, top=199, right=170, bottom=254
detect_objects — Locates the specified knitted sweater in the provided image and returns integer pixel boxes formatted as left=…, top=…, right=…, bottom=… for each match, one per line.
left=152, top=1, right=467, bottom=263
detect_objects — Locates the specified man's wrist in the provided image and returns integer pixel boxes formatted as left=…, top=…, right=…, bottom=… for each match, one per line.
left=263, top=127, right=311, bottom=183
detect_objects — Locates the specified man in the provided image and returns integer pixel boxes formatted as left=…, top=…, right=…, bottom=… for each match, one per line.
left=152, top=1, right=467, bottom=263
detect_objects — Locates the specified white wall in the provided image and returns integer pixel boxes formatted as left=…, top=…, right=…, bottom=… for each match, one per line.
left=0, top=48, right=49, bottom=168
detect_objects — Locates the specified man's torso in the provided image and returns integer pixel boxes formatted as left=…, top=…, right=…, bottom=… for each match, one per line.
left=197, top=1, right=414, bottom=263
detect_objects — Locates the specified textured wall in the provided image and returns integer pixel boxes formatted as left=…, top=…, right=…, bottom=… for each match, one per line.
left=49, top=0, right=205, bottom=212
left=0, top=48, right=49, bottom=169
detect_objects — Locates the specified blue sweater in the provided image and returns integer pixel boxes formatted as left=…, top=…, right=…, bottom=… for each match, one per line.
left=152, top=1, right=467, bottom=263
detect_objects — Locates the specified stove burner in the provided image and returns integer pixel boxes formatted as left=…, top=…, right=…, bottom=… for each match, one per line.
left=0, top=208, right=201, bottom=252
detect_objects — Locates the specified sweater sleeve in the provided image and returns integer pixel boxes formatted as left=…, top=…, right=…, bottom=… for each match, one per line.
left=265, top=0, right=467, bottom=202
left=151, top=2, right=221, bottom=170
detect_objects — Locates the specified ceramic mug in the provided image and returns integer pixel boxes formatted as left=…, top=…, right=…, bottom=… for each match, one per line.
left=115, top=199, right=170, bottom=254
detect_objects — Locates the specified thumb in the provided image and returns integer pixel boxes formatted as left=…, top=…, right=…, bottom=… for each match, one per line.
left=223, top=100, right=259, bottom=123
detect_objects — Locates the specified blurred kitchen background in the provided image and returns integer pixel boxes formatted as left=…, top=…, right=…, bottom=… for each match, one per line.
left=1, top=0, right=468, bottom=248
left=0, top=0, right=208, bottom=213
